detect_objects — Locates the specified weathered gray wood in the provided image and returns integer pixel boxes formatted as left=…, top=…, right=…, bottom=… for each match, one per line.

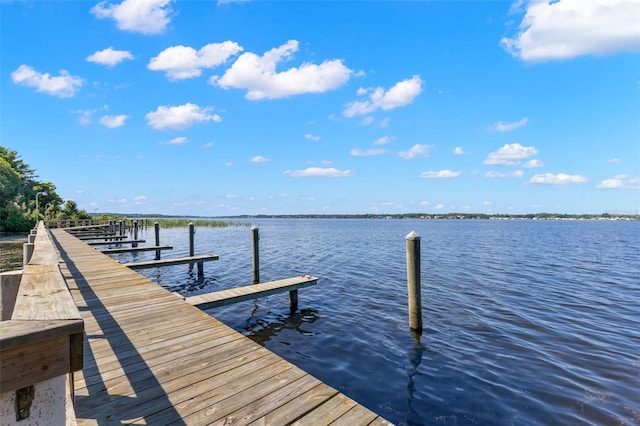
left=0, top=270, right=22, bottom=320
left=184, top=275, right=318, bottom=310
left=123, top=254, right=219, bottom=269
left=0, top=319, right=83, bottom=352
left=100, top=245, right=173, bottom=254
left=154, top=221, right=161, bottom=260
left=188, top=222, right=195, bottom=257
left=406, top=231, right=422, bottom=332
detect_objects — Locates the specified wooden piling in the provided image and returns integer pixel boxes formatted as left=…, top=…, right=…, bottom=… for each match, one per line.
left=133, top=220, right=139, bottom=248
left=406, top=231, right=423, bottom=333
left=188, top=222, right=195, bottom=257
left=119, top=220, right=124, bottom=236
left=252, top=226, right=260, bottom=284
left=154, top=222, right=161, bottom=260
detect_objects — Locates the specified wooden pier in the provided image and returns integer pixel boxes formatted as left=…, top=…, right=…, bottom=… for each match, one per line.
left=41, top=227, right=392, bottom=425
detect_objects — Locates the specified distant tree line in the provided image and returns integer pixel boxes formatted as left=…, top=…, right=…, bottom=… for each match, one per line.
left=0, top=147, right=91, bottom=232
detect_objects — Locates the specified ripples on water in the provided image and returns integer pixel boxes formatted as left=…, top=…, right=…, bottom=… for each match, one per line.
left=113, top=219, right=640, bottom=425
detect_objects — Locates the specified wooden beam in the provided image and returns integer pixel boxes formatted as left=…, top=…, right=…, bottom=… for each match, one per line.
left=87, top=239, right=146, bottom=246
left=184, top=275, right=318, bottom=310
left=124, top=254, right=219, bottom=270
left=100, top=245, right=173, bottom=254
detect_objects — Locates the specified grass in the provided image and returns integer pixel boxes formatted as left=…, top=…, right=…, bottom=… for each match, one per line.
left=121, top=218, right=250, bottom=228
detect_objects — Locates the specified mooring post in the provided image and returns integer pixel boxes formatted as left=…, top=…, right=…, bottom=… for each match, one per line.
left=289, top=289, right=298, bottom=313
left=133, top=220, right=139, bottom=248
left=251, top=225, right=260, bottom=284
left=119, top=220, right=124, bottom=236
left=406, top=231, right=423, bottom=333
left=189, top=222, right=195, bottom=257
left=154, top=221, right=161, bottom=260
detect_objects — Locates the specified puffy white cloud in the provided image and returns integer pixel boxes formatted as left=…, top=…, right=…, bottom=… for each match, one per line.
left=284, top=167, right=354, bottom=177
left=210, top=40, right=352, bottom=99
left=350, top=148, right=386, bottom=157
left=485, top=170, right=524, bottom=178
left=91, top=0, right=173, bottom=35
left=607, top=158, right=622, bottom=165
left=398, top=144, right=432, bottom=160
left=484, top=143, right=538, bottom=166
left=419, top=170, right=461, bottom=179
left=501, top=0, right=640, bottom=62
left=529, top=173, right=588, bottom=185
left=87, top=47, right=134, bottom=67
left=374, top=136, right=394, bottom=145
left=596, top=174, right=639, bottom=189
left=344, top=75, right=423, bottom=117
left=11, top=65, right=82, bottom=98
left=487, top=117, right=528, bottom=132
left=148, top=42, right=243, bottom=80
left=524, top=159, right=544, bottom=168
left=99, top=114, right=128, bottom=128
left=251, top=155, right=270, bottom=163
left=305, top=133, right=321, bottom=141
left=146, top=103, right=221, bottom=130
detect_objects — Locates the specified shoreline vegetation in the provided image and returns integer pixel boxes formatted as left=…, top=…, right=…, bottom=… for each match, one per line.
left=107, top=212, right=639, bottom=222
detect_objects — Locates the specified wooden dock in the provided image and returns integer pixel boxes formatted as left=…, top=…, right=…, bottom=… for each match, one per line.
left=48, top=228, right=392, bottom=425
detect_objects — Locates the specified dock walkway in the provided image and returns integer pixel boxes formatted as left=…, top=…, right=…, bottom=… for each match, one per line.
left=49, top=229, right=391, bottom=425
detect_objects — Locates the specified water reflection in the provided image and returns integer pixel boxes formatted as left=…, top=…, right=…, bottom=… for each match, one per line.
left=244, top=308, right=320, bottom=345
left=406, top=336, right=426, bottom=425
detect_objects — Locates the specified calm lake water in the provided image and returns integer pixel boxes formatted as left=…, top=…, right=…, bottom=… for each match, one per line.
left=37, top=219, right=640, bottom=424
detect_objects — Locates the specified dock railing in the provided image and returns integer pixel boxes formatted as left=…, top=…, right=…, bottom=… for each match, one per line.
left=0, top=221, right=84, bottom=425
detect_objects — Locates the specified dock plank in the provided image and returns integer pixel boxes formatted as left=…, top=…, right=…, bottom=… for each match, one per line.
left=123, top=253, right=219, bottom=269
left=47, top=228, right=392, bottom=425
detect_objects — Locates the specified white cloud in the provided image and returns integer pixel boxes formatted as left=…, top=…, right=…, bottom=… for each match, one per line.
left=419, top=170, right=461, bottom=179
left=167, top=136, right=188, bottom=145
left=87, top=47, right=134, bottom=67
left=529, top=173, right=588, bottom=185
left=484, top=143, right=538, bottom=166
left=284, top=167, right=354, bottom=178
left=485, top=170, right=524, bottom=178
left=524, top=159, right=544, bottom=168
left=217, top=0, right=249, bottom=4
left=361, top=116, right=375, bottom=126
left=343, top=75, right=423, bottom=117
left=305, top=133, right=321, bottom=141
left=434, top=203, right=445, bottom=210
left=148, top=41, right=243, bottom=80
left=134, top=195, right=147, bottom=204
left=501, top=0, right=640, bottom=62
left=607, top=158, right=622, bottom=165
left=374, top=136, right=394, bottom=145
left=99, top=114, right=128, bottom=128
left=146, top=103, right=221, bottom=130
left=453, top=147, right=469, bottom=155
left=11, top=65, right=82, bottom=98
left=210, top=40, right=352, bottom=99
left=483, top=201, right=492, bottom=206
left=91, top=0, right=173, bottom=35
left=596, top=174, right=640, bottom=189
left=350, top=148, right=386, bottom=157
left=398, top=144, right=433, bottom=160
left=251, top=155, right=270, bottom=163
left=487, top=117, right=528, bottom=132
left=202, top=142, right=214, bottom=148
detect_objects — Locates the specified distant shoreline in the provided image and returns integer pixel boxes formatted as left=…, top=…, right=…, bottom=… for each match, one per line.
left=95, top=213, right=639, bottom=221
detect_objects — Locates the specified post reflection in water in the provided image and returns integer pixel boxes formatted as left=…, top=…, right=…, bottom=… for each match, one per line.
left=406, top=333, right=426, bottom=425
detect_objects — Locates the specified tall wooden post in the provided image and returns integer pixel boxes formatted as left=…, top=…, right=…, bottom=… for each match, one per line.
left=406, top=231, right=423, bottom=333
left=251, top=226, right=259, bottom=284
left=133, top=220, right=139, bottom=248
left=119, top=220, right=124, bottom=236
left=154, top=222, right=161, bottom=260
left=188, top=222, right=195, bottom=257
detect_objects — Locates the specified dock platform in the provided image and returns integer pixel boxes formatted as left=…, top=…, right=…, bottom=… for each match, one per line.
left=48, top=228, right=391, bottom=425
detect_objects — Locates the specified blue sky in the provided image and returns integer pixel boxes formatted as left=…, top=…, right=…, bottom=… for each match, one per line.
left=2, top=0, right=639, bottom=216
